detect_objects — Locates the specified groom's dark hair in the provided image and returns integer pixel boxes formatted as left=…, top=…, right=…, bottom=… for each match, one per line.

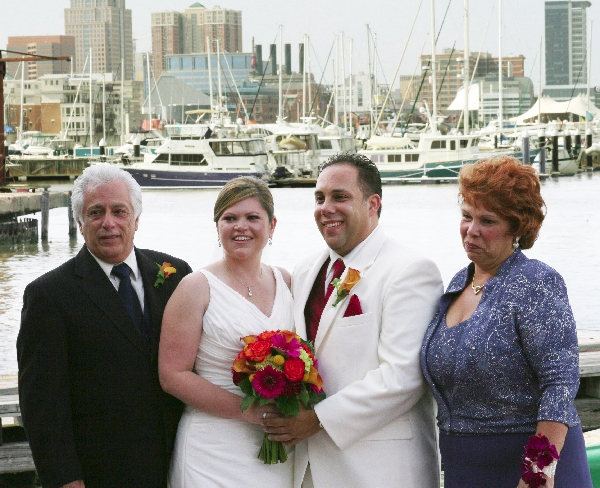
left=319, top=153, right=382, bottom=217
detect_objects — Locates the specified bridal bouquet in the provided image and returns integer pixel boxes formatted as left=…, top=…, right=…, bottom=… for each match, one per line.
left=232, top=330, right=326, bottom=464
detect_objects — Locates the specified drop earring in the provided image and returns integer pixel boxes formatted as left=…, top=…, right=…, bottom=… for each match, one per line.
left=218, top=238, right=222, bottom=247
left=268, top=237, right=273, bottom=246
left=513, top=236, right=520, bottom=250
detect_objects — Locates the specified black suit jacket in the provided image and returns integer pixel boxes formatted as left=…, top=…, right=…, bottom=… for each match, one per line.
left=17, top=245, right=192, bottom=488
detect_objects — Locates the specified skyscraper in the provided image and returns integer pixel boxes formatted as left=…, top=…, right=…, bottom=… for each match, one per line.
left=545, top=0, right=591, bottom=97
left=6, top=36, right=75, bottom=80
left=64, top=0, right=133, bottom=79
left=151, top=4, right=242, bottom=78
left=151, top=11, right=184, bottom=78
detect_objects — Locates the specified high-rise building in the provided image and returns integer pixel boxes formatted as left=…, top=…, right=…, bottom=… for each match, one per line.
left=545, top=1, right=591, bottom=99
left=64, top=0, right=133, bottom=79
left=151, top=11, right=184, bottom=77
left=151, top=4, right=242, bottom=78
left=6, top=36, right=75, bottom=81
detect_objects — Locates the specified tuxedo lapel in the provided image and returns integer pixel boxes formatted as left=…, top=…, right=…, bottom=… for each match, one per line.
left=314, top=228, right=388, bottom=353
left=74, top=246, right=148, bottom=355
left=136, top=249, right=164, bottom=358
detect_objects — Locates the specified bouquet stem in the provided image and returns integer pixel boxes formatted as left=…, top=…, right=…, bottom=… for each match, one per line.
left=258, top=431, right=287, bottom=464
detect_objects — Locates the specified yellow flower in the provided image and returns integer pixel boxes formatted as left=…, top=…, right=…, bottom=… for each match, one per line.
left=272, top=355, right=285, bottom=367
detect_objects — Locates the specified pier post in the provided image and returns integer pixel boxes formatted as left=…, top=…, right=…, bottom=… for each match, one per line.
left=551, top=135, right=559, bottom=175
left=565, top=132, right=572, bottom=155
left=587, top=129, right=593, bottom=170
left=41, top=191, right=49, bottom=242
left=133, top=138, right=140, bottom=158
left=538, top=129, right=546, bottom=174
left=522, top=135, right=530, bottom=165
left=575, top=130, right=582, bottom=168
left=67, top=191, right=77, bottom=239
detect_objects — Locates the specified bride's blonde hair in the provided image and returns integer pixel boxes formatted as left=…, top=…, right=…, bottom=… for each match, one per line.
left=213, top=177, right=274, bottom=223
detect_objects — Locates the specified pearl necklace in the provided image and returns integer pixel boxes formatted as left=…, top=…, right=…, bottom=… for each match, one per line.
left=223, top=260, right=262, bottom=297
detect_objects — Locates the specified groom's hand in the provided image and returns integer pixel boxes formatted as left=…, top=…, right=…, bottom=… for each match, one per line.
left=262, top=405, right=322, bottom=446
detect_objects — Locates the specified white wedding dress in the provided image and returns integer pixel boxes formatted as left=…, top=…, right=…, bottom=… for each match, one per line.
left=168, top=267, right=294, bottom=488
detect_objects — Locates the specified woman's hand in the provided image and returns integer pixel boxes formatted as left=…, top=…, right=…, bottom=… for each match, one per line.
left=240, top=402, right=280, bottom=425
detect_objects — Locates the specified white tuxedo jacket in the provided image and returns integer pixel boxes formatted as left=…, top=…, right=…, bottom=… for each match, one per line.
left=292, top=227, right=443, bottom=488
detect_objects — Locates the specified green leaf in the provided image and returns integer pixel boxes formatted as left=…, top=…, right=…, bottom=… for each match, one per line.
left=299, top=385, right=310, bottom=408
left=238, top=377, right=254, bottom=396
left=275, top=396, right=299, bottom=416
left=240, top=395, right=256, bottom=411
left=258, top=397, right=272, bottom=406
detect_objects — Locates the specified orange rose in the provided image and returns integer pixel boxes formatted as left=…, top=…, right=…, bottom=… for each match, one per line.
left=283, top=357, right=305, bottom=382
left=339, top=268, right=360, bottom=293
left=332, top=268, right=361, bottom=307
left=243, top=340, right=272, bottom=363
left=257, top=330, right=280, bottom=341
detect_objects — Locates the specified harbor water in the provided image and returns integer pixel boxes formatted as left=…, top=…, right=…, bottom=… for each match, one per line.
left=1, top=174, right=599, bottom=375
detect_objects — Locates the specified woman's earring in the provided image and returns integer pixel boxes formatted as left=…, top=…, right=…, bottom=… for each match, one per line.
left=268, top=237, right=273, bottom=246
left=218, top=238, right=222, bottom=247
left=513, top=236, right=520, bottom=250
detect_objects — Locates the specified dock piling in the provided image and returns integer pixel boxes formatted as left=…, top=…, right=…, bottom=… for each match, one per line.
left=67, top=192, right=77, bottom=239
left=41, top=191, right=49, bottom=242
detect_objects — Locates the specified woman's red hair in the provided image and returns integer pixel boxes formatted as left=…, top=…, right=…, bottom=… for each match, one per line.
left=458, top=156, right=545, bottom=249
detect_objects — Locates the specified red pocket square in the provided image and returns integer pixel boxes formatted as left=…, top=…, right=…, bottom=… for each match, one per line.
left=343, top=294, right=363, bottom=317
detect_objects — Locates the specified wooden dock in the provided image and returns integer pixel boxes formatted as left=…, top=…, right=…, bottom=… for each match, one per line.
left=0, top=188, right=77, bottom=242
left=6, top=157, right=89, bottom=182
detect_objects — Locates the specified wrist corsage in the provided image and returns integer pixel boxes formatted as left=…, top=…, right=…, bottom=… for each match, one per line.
left=154, top=262, right=176, bottom=288
left=331, top=268, right=361, bottom=307
left=520, top=434, right=560, bottom=488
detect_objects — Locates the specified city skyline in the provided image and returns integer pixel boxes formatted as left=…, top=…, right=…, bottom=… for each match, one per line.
left=2, top=0, right=600, bottom=97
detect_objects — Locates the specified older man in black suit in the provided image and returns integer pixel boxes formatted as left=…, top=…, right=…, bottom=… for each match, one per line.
left=17, top=164, right=192, bottom=488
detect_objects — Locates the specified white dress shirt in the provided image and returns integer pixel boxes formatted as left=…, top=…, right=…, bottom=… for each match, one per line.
left=88, top=248, right=145, bottom=311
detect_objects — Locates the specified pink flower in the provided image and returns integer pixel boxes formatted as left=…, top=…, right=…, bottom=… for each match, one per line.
left=252, top=366, right=286, bottom=399
left=272, top=333, right=302, bottom=357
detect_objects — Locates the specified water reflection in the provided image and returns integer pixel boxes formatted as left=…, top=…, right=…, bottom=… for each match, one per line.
left=1, top=175, right=598, bottom=375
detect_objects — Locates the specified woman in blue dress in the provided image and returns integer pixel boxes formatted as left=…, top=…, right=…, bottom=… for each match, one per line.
left=421, top=156, right=592, bottom=488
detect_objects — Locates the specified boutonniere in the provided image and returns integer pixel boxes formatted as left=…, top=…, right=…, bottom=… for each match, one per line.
left=154, top=262, right=176, bottom=288
left=331, top=268, right=361, bottom=307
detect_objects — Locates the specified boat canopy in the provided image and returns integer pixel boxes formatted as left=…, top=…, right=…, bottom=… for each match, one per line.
left=516, top=94, right=599, bottom=123
left=365, top=136, right=414, bottom=150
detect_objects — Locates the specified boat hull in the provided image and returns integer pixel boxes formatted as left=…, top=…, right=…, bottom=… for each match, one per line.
left=377, top=150, right=537, bottom=182
left=121, top=167, right=267, bottom=189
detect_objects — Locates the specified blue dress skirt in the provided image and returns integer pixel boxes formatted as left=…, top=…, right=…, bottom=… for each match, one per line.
left=440, top=424, right=592, bottom=488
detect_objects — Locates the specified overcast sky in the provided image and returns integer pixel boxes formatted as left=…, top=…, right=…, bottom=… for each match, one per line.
left=2, top=0, right=599, bottom=95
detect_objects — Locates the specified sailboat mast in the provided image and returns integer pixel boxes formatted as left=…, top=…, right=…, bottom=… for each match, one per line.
left=19, top=62, right=24, bottom=144
left=121, top=58, right=124, bottom=145
left=464, top=0, right=470, bottom=134
left=430, top=0, right=438, bottom=134
left=303, top=34, right=307, bottom=120
left=207, top=37, right=214, bottom=111
left=498, top=0, right=503, bottom=134
left=366, top=26, right=373, bottom=135
left=90, top=48, right=93, bottom=150
left=217, top=39, right=223, bottom=117
left=146, top=52, right=151, bottom=131
left=585, top=21, right=593, bottom=134
left=278, top=25, right=283, bottom=121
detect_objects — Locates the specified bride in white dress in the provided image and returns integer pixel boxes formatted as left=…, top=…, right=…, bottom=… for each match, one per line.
left=159, top=177, right=294, bottom=487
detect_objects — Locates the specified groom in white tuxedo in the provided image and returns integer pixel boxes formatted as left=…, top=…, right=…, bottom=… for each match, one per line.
left=264, top=153, right=443, bottom=488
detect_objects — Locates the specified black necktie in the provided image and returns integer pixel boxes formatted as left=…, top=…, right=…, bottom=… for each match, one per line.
left=112, top=263, right=144, bottom=335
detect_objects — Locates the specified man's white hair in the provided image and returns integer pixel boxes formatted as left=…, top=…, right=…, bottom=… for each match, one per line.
left=71, top=164, right=142, bottom=225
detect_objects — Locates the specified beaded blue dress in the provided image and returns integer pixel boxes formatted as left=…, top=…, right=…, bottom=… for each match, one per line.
left=421, top=251, right=592, bottom=487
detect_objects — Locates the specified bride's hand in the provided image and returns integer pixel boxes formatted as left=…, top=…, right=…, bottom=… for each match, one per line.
left=241, top=403, right=280, bottom=425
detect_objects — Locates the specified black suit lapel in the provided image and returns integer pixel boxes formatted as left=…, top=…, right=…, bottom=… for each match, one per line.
left=136, top=249, right=166, bottom=359
left=74, top=246, right=148, bottom=356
